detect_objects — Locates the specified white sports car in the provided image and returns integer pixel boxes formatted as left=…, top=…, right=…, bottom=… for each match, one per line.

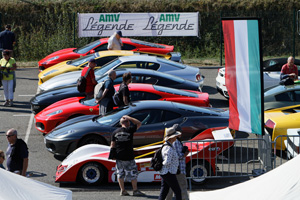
left=216, top=67, right=293, bottom=99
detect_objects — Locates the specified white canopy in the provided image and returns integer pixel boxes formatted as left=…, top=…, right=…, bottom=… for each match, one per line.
left=190, top=155, right=300, bottom=200
left=0, top=169, right=72, bottom=200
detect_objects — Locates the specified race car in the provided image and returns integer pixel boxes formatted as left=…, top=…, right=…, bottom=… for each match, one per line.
left=55, top=127, right=234, bottom=185
left=38, top=38, right=174, bottom=71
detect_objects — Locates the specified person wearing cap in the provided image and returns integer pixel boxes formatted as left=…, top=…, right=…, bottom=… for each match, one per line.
left=110, top=115, right=146, bottom=196
left=166, top=124, right=189, bottom=200
left=5, top=128, right=29, bottom=176
left=159, top=126, right=182, bottom=200
left=81, top=58, right=97, bottom=99
left=107, top=31, right=123, bottom=50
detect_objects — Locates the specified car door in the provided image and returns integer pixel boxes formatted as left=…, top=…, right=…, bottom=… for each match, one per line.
left=129, top=109, right=183, bottom=146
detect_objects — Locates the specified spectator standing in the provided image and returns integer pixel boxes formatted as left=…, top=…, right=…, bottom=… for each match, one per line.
left=166, top=124, right=189, bottom=200
left=0, top=24, right=16, bottom=52
left=1, top=50, right=17, bottom=106
left=110, top=115, right=146, bottom=196
left=159, top=126, right=182, bottom=200
left=96, top=70, right=116, bottom=115
left=107, top=31, right=123, bottom=50
left=5, top=128, right=29, bottom=176
left=81, top=58, right=97, bottom=99
left=0, top=150, right=5, bottom=169
left=116, top=72, right=131, bottom=106
left=280, top=56, right=298, bottom=80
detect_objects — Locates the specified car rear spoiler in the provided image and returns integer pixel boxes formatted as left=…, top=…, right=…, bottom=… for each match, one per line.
left=168, top=52, right=182, bottom=63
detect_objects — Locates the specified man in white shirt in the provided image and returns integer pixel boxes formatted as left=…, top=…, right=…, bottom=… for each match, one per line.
left=107, top=31, right=123, bottom=50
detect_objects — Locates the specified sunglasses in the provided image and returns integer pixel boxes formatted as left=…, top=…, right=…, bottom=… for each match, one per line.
left=6, top=134, right=14, bottom=138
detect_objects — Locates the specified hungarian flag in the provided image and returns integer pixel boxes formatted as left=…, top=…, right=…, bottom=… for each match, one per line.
left=222, top=19, right=263, bottom=135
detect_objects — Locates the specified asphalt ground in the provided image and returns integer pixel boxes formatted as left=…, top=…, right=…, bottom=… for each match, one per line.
left=0, top=66, right=251, bottom=200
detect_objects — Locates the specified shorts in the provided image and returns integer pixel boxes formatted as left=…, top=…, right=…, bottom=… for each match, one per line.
left=116, top=159, right=138, bottom=181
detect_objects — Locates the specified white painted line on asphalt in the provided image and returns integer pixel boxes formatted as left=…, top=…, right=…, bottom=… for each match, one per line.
left=18, top=94, right=35, bottom=97
left=25, top=87, right=40, bottom=143
left=13, top=114, right=32, bottom=117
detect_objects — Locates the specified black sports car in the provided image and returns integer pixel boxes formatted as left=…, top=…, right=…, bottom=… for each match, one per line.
left=30, top=68, right=202, bottom=114
left=45, top=100, right=229, bottom=156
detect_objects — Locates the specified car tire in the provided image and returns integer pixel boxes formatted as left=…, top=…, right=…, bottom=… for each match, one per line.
left=78, top=162, right=106, bottom=185
left=78, top=135, right=107, bottom=147
left=186, top=160, right=211, bottom=185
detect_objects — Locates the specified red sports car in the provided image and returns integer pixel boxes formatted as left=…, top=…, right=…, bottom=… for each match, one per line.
left=34, top=83, right=210, bottom=134
left=38, top=38, right=174, bottom=71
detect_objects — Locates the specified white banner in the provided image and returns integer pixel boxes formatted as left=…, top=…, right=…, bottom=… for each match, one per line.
left=78, top=12, right=199, bottom=37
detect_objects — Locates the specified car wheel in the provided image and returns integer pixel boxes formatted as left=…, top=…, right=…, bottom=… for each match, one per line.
left=78, top=135, right=107, bottom=147
left=186, top=160, right=211, bottom=185
left=78, top=162, right=106, bottom=185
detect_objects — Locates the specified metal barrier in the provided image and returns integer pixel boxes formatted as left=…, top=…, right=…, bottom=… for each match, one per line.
left=183, top=134, right=300, bottom=190
left=184, top=137, right=269, bottom=187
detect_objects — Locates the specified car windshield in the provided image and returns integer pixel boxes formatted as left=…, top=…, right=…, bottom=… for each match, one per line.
left=153, top=85, right=198, bottom=97
left=67, top=54, right=95, bottom=67
left=94, top=58, right=121, bottom=76
left=264, top=85, right=288, bottom=96
left=74, top=40, right=101, bottom=54
left=130, top=39, right=166, bottom=49
left=96, top=106, right=131, bottom=125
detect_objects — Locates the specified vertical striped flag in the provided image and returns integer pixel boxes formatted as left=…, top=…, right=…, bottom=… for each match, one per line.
left=222, top=19, right=263, bottom=135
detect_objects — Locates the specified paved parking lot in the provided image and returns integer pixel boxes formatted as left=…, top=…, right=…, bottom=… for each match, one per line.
left=0, top=67, right=242, bottom=199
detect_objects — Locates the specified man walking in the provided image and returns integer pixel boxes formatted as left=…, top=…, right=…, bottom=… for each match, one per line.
left=0, top=24, right=16, bottom=51
left=96, top=70, right=116, bottom=115
left=81, top=58, right=97, bottom=99
left=5, top=128, right=29, bottom=176
left=110, top=115, right=145, bottom=196
left=107, top=31, right=123, bottom=50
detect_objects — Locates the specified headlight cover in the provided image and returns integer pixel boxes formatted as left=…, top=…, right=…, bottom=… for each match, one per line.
left=46, top=56, right=59, bottom=62
left=46, top=110, right=63, bottom=116
left=43, top=69, right=59, bottom=77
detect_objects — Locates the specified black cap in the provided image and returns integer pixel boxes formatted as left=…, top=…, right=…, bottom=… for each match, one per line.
left=89, top=58, right=96, bottom=63
left=116, top=31, right=122, bottom=37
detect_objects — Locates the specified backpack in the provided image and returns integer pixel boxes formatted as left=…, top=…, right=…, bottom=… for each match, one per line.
left=113, top=91, right=122, bottom=106
left=77, top=67, right=91, bottom=93
left=280, top=77, right=294, bottom=86
left=94, top=80, right=107, bottom=100
left=151, top=143, right=171, bottom=171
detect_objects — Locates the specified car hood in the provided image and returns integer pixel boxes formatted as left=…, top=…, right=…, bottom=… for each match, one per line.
left=38, top=97, right=83, bottom=116
left=38, top=60, right=70, bottom=78
left=39, top=71, right=81, bottom=91
left=39, top=48, right=76, bottom=63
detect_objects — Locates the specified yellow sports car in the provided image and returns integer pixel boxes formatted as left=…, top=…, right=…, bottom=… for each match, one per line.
left=265, top=104, right=300, bottom=150
left=38, top=50, right=176, bottom=85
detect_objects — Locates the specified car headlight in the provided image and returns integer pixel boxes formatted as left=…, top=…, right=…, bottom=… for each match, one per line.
left=43, top=69, right=59, bottom=77
left=46, top=56, right=59, bottom=62
left=46, top=110, right=62, bottom=116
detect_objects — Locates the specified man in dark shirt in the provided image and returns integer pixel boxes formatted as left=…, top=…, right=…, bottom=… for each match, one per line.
left=96, top=70, right=116, bottom=115
left=110, top=115, right=145, bottom=196
left=0, top=24, right=16, bottom=51
left=5, top=128, right=29, bottom=176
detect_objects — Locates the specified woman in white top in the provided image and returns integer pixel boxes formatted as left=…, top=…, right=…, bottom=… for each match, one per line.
left=158, top=126, right=182, bottom=200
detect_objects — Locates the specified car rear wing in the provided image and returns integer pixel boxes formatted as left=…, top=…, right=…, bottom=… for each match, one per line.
left=168, top=52, right=182, bottom=63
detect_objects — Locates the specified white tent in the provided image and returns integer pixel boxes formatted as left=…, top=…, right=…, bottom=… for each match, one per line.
left=0, top=169, right=72, bottom=200
left=190, top=155, right=300, bottom=200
